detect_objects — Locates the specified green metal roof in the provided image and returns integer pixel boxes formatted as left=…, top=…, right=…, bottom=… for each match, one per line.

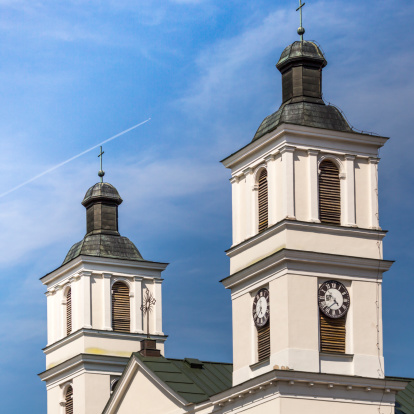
left=396, top=381, right=414, bottom=414
left=134, top=353, right=233, bottom=404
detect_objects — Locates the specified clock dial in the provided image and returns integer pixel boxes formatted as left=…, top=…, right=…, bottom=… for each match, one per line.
left=318, top=280, right=350, bottom=319
left=252, top=288, right=270, bottom=327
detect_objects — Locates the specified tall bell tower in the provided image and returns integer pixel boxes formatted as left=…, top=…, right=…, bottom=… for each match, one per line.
left=221, top=39, right=392, bottom=387
left=39, top=181, right=168, bottom=414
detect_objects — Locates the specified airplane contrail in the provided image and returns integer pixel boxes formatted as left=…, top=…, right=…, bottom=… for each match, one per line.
left=0, top=118, right=151, bottom=199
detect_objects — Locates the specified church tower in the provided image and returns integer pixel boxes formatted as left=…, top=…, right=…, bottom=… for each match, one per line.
left=221, top=38, right=392, bottom=387
left=39, top=180, right=168, bottom=414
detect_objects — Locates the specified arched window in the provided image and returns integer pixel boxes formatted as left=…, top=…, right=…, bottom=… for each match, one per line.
left=66, top=288, right=72, bottom=336
left=110, top=379, right=120, bottom=394
left=112, top=281, right=130, bottom=332
left=319, top=160, right=341, bottom=225
left=65, top=385, right=73, bottom=414
left=258, top=169, right=268, bottom=233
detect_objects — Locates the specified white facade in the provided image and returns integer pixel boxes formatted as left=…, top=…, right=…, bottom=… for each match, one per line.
left=39, top=254, right=168, bottom=414
left=221, top=122, right=392, bottom=388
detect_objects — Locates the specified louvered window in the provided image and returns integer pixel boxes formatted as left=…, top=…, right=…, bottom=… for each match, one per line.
left=319, top=160, right=341, bottom=225
left=66, top=288, right=72, bottom=336
left=258, top=324, right=270, bottom=362
left=112, top=282, right=130, bottom=332
left=65, top=385, right=73, bottom=414
left=320, top=313, right=346, bottom=354
left=258, top=169, right=268, bottom=233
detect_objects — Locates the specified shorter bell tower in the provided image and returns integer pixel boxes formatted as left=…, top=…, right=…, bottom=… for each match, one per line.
left=39, top=181, right=168, bottom=414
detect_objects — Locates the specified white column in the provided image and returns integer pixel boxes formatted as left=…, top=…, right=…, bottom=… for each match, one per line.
left=368, top=157, right=380, bottom=229
left=81, top=271, right=92, bottom=329
left=307, top=149, right=319, bottom=222
left=57, top=286, right=65, bottom=338
left=154, top=279, right=163, bottom=335
left=46, top=289, right=55, bottom=345
left=344, top=155, right=356, bottom=227
left=102, top=273, right=112, bottom=330
left=243, top=167, right=254, bottom=238
left=230, top=176, right=241, bottom=245
left=71, top=275, right=80, bottom=332
left=280, top=146, right=296, bottom=220
left=265, top=154, right=277, bottom=226
left=132, top=276, right=143, bottom=333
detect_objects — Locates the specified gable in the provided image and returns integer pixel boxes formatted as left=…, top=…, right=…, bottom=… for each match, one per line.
left=114, top=365, right=184, bottom=414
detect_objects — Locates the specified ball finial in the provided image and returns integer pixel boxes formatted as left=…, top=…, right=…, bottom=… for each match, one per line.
left=98, top=170, right=105, bottom=178
left=297, top=26, right=305, bottom=36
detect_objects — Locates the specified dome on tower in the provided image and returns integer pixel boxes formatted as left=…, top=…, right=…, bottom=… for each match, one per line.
left=62, top=182, right=143, bottom=265
left=82, top=182, right=122, bottom=207
left=276, top=40, right=327, bottom=69
left=252, top=40, right=353, bottom=142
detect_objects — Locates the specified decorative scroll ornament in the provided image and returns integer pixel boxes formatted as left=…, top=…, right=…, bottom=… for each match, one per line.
left=140, top=288, right=156, bottom=338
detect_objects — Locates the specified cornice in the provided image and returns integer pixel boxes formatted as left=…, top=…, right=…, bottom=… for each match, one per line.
left=221, top=248, right=393, bottom=290
left=43, top=328, right=168, bottom=354
left=221, top=123, right=388, bottom=170
left=38, top=353, right=129, bottom=383
left=209, top=369, right=409, bottom=409
left=41, top=255, right=168, bottom=286
left=226, top=218, right=387, bottom=258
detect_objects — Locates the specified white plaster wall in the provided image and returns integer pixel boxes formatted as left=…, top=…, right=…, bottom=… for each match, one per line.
left=228, top=225, right=383, bottom=274
left=115, top=369, right=181, bottom=414
left=45, top=334, right=165, bottom=369
left=231, top=263, right=386, bottom=385
left=279, top=396, right=393, bottom=414
left=46, top=383, right=62, bottom=414
left=232, top=292, right=253, bottom=372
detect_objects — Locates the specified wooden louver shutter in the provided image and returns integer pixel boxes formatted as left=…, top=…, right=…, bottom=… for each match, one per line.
left=319, top=160, right=341, bottom=225
left=258, top=169, right=268, bottom=233
left=65, top=385, right=73, bottom=414
left=258, top=323, right=270, bottom=361
left=112, top=282, right=130, bottom=332
left=320, top=313, right=346, bottom=354
left=66, top=288, right=72, bottom=336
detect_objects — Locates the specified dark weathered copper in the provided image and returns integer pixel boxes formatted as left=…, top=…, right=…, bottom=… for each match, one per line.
left=251, top=40, right=353, bottom=142
left=140, top=288, right=156, bottom=339
left=62, top=182, right=144, bottom=264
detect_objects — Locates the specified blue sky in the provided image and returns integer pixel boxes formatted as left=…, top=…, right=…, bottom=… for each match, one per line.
left=0, top=0, right=413, bottom=411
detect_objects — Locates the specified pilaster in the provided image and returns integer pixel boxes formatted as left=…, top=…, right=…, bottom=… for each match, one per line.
left=103, top=273, right=112, bottom=331
left=132, top=277, right=143, bottom=333
left=368, top=157, right=380, bottom=229
left=154, top=279, right=163, bottom=335
left=243, top=167, right=254, bottom=238
left=230, top=176, right=241, bottom=245
left=344, top=155, right=356, bottom=227
left=81, top=271, right=92, bottom=329
left=307, top=149, right=319, bottom=222
left=265, top=154, right=277, bottom=226
left=280, top=146, right=296, bottom=220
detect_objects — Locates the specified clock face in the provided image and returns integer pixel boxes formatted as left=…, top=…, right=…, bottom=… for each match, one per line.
left=318, top=280, right=350, bottom=319
left=252, top=288, right=270, bottom=328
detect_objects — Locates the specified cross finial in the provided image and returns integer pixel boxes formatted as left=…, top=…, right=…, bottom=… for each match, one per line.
left=296, top=0, right=306, bottom=41
left=98, top=146, right=105, bottom=183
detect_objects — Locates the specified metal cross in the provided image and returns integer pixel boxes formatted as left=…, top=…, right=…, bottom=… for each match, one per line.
left=140, top=289, right=156, bottom=338
left=296, top=0, right=306, bottom=41
left=98, top=146, right=105, bottom=182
